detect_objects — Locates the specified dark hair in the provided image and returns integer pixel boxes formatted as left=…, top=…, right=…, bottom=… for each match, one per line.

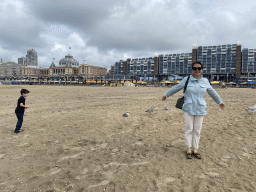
left=192, top=61, right=204, bottom=69
left=20, top=89, right=30, bottom=95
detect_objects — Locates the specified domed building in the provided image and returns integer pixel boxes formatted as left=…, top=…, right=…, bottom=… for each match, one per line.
left=50, top=61, right=55, bottom=68
left=59, top=53, right=79, bottom=67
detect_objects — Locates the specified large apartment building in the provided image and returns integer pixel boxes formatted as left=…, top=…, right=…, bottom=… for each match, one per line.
left=18, top=48, right=38, bottom=66
left=193, top=44, right=242, bottom=77
left=114, top=53, right=192, bottom=77
left=0, top=62, right=22, bottom=78
left=26, top=49, right=38, bottom=66
left=114, top=43, right=253, bottom=80
left=18, top=57, right=27, bottom=66
left=158, top=53, right=192, bottom=76
left=115, top=57, right=158, bottom=76
left=241, top=48, right=256, bottom=74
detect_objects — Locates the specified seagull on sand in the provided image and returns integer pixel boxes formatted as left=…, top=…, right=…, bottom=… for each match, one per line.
left=165, top=106, right=169, bottom=110
left=123, top=112, right=130, bottom=117
left=146, top=106, right=154, bottom=113
left=247, top=105, right=256, bottom=112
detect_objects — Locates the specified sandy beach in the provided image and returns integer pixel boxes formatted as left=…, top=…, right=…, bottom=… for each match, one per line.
left=0, top=84, right=255, bottom=192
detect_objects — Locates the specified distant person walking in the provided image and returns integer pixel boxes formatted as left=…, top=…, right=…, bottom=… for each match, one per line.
left=14, top=89, right=29, bottom=133
left=162, top=61, right=225, bottom=159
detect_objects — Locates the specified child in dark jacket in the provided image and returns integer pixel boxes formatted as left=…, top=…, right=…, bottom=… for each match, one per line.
left=15, top=89, right=29, bottom=133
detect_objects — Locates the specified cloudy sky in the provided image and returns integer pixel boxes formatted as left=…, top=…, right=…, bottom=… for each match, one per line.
left=1, top=0, right=256, bottom=69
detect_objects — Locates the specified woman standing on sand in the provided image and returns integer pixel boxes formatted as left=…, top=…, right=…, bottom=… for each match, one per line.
left=162, top=61, right=225, bottom=159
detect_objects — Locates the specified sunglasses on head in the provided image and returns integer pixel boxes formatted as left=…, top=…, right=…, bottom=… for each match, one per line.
left=192, top=67, right=203, bottom=71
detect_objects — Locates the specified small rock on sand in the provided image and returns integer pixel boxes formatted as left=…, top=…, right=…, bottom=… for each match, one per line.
left=206, top=172, right=219, bottom=178
left=112, top=148, right=119, bottom=153
left=223, top=155, right=231, bottom=159
left=81, top=168, right=88, bottom=175
left=135, top=141, right=143, bottom=146
left=198, top=174, right=207, bottom=179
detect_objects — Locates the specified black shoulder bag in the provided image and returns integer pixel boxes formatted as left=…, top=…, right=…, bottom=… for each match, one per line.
left=175, top=76, right=190, bottom=109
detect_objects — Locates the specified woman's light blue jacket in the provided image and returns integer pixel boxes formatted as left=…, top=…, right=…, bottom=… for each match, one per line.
left=164, top=75, right=223, bottom=115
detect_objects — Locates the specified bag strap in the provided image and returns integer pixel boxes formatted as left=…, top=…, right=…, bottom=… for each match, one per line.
left=183, top=75, right=190, bottom=93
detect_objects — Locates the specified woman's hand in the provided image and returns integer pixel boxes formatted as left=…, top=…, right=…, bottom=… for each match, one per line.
left=219, top=103, right=225, bottom=110
left=162, top=95, right=167, bottom=101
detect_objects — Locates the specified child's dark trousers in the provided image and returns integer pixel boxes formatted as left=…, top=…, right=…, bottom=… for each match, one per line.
left=15, top=113, right=24, bottom=131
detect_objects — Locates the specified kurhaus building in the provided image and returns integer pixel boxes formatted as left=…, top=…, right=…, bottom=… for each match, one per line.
left=114, top=43, right=255, bottom=80
left=21, top=53, right=107, bottom=79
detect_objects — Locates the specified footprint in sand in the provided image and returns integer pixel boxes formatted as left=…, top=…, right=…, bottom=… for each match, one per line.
left=57, top=151, right=84, bottom=162
left=49, top=167, right=62, bottom=175
left=216, top=154, right=232, bottom=167
left=201, top=168, right=220, bottom=178
left=156, top=177, right=177, bottom=188
left=88, top=180, right=110, bottom=189
left=102, top=171, right=114, bottom=180
left=75, top=168, right=89, bottom=180
left=81, top=168, right=88, bottom=175
left=39, top=167, right=62, bottom=177
left=103, top=161, right=150, bottom=169
left=17, top=143, right=30, bottom=147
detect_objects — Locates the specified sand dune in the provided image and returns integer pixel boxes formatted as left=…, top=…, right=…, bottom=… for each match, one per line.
left=0, top=85, right=255, bottom=191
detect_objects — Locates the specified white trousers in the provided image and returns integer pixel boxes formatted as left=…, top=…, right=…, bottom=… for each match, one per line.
left=183, top=112, right=204, bottom=149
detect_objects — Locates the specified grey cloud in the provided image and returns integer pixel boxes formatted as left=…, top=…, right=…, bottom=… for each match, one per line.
left=0, top=1, right=44, bottom=51
left=0, top=21, right=44, bottom=50
left=26, top=0, right=188, bottom=53
left=86, top=0, right=192, bottom=52
left=2, top=0, right=256, bottom=69
left=26, top=0, right=128, bottom=32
